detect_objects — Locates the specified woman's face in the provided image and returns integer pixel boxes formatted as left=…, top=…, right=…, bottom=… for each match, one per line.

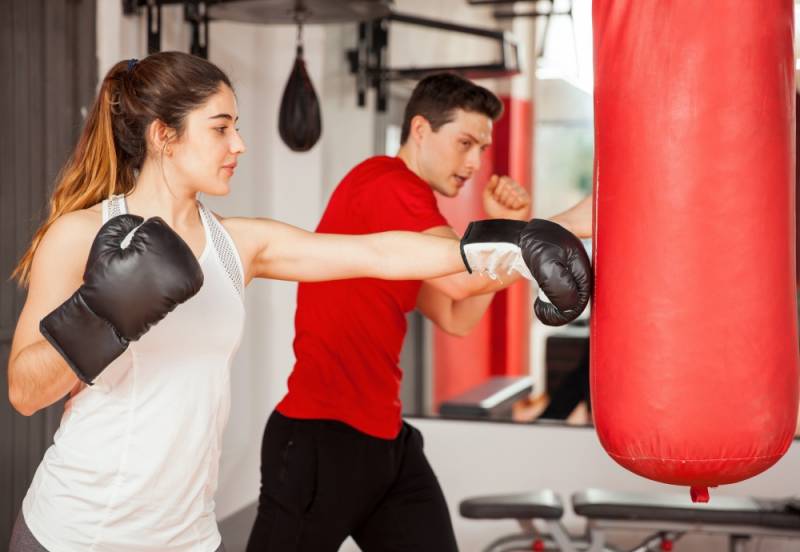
left=168, top=84, right=246, bottom=196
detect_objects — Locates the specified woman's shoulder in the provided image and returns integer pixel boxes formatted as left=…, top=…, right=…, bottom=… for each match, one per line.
left=210, top=214, right=282, bottom=267
left=214, top=214, right=257, bottom=249
left=28, top=207, right=104, bottom=285
left=52, top=206, right=103, bottom=232
left=41, top=207, right=103, bottom=253
left=216, top=214, right=282, bottom=238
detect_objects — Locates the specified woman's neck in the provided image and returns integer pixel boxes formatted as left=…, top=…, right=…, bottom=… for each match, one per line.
left=125, top=159, right=199, bottom=229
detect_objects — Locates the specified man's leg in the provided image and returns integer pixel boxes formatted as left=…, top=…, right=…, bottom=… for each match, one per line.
left=246, top=411, right=352, bottom=552
left=352, top=423, right=459, bottom=552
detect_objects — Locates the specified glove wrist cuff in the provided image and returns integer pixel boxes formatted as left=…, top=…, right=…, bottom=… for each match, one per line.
left=40, top=291, right=128, bottom=384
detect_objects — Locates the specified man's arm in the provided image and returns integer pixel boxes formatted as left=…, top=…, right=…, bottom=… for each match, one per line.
left=416, top=279, right=496, bottom=337
left=416, top=225, right=519, bottom=336
left=549, top=195, right=593, bottom=238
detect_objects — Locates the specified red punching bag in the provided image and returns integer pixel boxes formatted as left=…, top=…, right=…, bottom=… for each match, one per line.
left=796, top=91, right=800, bottom=286
left=591, top=0, right=799, bottom=501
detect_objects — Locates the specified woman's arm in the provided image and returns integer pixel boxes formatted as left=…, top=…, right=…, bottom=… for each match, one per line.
left=224, top=217, right=466, bottom=284
left=8, top=210, right=98, bottom=415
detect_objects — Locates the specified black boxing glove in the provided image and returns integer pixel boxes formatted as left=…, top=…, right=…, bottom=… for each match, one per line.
left=520, top=219, right=592, bottom=326
left=40, top=215, right=204, bottom=384
left=460, top=218, right=592, bottom=326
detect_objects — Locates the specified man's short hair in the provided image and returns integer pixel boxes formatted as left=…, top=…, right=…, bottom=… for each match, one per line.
left=400, top=73, right=504, bottom=144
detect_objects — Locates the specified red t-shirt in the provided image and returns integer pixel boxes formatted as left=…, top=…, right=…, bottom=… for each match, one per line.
left=276, top=156, right=449, bottom=439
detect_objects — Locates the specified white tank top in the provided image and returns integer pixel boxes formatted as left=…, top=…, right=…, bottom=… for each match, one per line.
left=22, top=196, right=246, bottom=552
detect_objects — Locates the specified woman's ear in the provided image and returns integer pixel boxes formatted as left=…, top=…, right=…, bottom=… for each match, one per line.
left=147, top=119, right=177, bottom=156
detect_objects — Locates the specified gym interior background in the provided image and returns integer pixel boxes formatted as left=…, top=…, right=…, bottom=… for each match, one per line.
left=1, top=1, right=800, bottom=551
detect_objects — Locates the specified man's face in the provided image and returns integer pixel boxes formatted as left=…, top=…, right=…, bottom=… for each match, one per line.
left=416, top=109, right=493, bottom=197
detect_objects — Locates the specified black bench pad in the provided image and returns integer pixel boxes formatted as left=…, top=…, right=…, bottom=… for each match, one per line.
left=460, top=490, right=564, bottom=520
left=572, top=488, right=800, bottom=530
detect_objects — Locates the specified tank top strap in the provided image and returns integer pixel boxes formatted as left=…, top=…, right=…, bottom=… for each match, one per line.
left=101, top=194, right=128, bottom=223
left=197, top=201, right=244, bottom=297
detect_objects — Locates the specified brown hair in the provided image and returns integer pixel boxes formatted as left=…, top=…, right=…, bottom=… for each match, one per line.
left=400, top=73, right=504, bottom=144
left=13, top=51, right=232, bottom=285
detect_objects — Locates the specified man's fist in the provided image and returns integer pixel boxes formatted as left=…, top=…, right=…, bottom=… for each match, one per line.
left=483, top=175, right=531, bottom=220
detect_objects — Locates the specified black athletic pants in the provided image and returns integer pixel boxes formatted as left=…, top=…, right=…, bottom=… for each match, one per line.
left=246, top=411, right=459, bottom=552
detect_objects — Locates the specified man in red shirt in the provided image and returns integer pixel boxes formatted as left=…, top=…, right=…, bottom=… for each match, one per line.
left=246, top=73, right=591, bottom=552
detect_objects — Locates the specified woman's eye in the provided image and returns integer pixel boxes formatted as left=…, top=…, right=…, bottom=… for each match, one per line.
left=215, top=126, right=227, bottom=134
